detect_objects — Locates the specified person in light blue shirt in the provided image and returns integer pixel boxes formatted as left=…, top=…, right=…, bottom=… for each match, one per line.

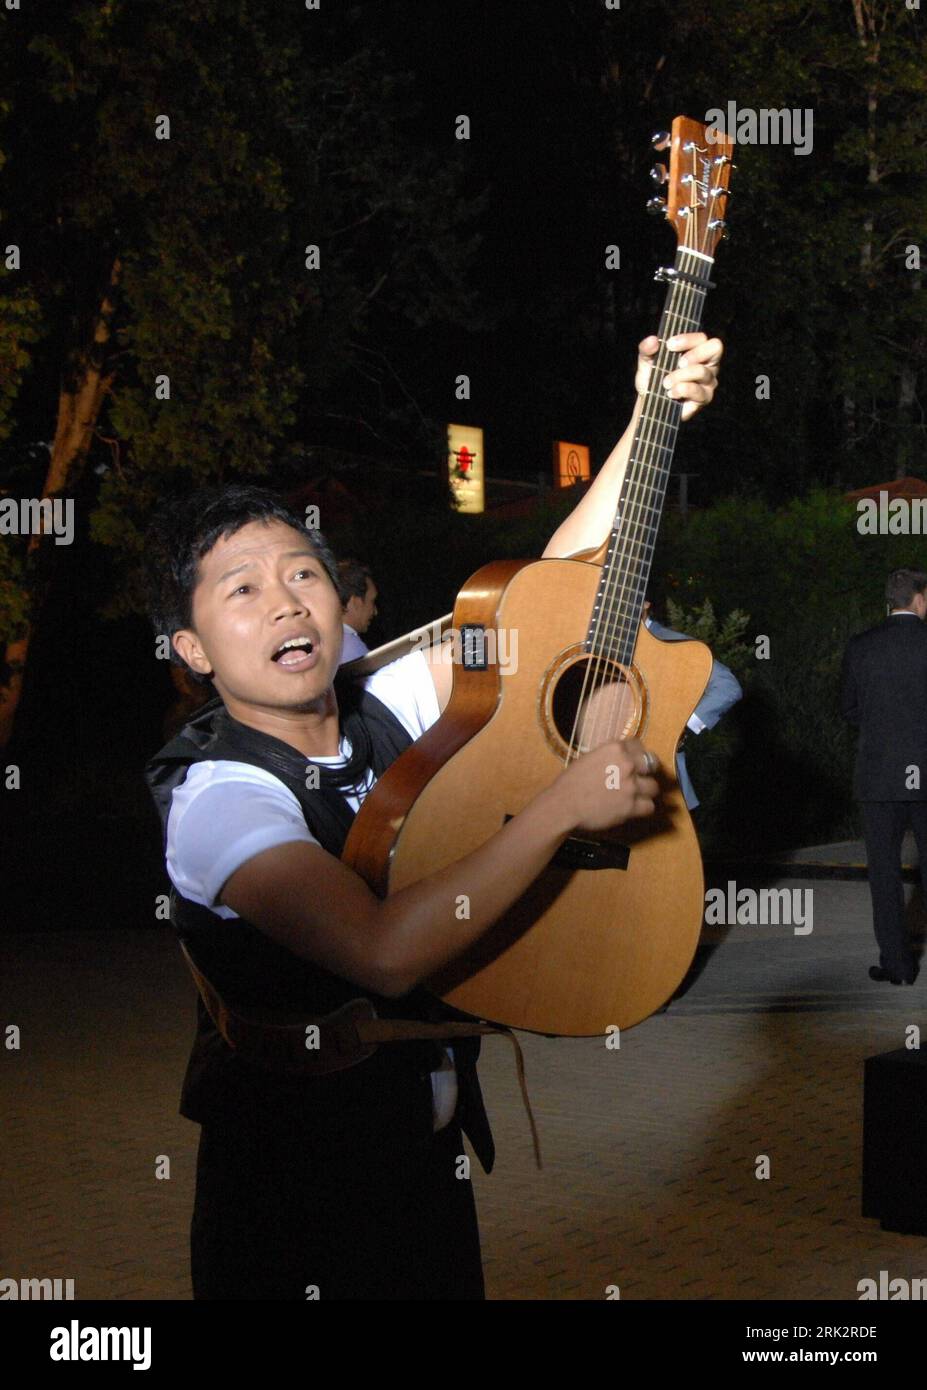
left=338, top=557, right=378, bottom=661
left=643, top=605, right=743, bottom=810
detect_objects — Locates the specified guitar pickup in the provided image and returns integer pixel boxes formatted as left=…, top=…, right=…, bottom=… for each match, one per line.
left=460, top=623, right=489, bottom=669
left=504, top=816, right=630, bottom=871
left=551, top=836, right=630, bottom=871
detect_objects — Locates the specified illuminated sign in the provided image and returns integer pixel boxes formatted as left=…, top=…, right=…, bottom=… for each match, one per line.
left=553, top=441, right=591, bottom=489
left=448, top=424, right=485, bottom=514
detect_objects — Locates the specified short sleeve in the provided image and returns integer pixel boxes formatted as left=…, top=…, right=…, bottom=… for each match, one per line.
left=361, top=650, right=440, bottom=741
left=166, top=761, right=318, bottom=918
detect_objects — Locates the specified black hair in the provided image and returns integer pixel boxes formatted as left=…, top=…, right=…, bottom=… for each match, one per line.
left=142, top=483, right=344, bottom=683
left=337, top=557, right=374, bottom=602
left=885, top=568, right=927, bottom=610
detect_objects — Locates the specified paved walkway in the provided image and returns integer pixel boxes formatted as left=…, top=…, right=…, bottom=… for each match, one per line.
left=719, top=832, right=927, bottom=880
left=2, top=866, right=926, bottom=1301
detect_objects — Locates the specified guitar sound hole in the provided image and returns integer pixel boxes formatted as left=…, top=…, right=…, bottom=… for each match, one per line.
left=551, top=656, right=639, bottom=754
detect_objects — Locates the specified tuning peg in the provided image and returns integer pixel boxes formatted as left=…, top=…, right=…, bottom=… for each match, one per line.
left=645, top=196, right=667, bottom=216
left=651, top=130, right=671, bottom=151
left=649, top=163, right=669, bottom=185
left=707, top=219, right=729, bottom=239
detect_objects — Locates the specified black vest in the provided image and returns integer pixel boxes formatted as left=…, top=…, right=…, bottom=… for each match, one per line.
left=144, top=672, right=494, bottom=1171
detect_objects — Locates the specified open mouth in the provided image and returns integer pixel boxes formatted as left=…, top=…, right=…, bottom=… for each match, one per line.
left=270, top=636, right=319, bottom=671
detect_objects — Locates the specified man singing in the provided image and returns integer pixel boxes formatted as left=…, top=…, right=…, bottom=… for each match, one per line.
left=142, top=330, right=722, bottom=1300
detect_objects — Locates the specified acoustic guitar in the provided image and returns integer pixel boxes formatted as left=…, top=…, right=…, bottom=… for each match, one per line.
left=343, top=116, right=734, bottom=1035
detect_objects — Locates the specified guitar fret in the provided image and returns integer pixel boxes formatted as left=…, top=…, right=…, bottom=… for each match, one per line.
left=612, top=510, right=664, bottom=533
left=598, top=558, right=655, bottom=587
left=610, top=546, right=657, bottom=565
left=619, top=486, right=670, bottom=510
left=614, top=517, right=662, bottom=536
left=616, top=503, right=663, bottom=523
left=604, top=545, right=655, bottom=569
left=631, top=437, right=678, bottom=457
left=662, top=311, right=704, bottom=329
left=628, top=458, right=669, bottom=480
left=621, top=510, right=665, bottom=531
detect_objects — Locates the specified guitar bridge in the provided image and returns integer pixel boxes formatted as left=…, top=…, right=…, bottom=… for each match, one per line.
left=504, top=816, right=630, bottom=871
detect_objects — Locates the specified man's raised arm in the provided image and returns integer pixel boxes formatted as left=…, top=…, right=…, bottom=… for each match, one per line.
left=542, top=332, right=723, bottom=561
left=418, top=331, right=722, bottom=714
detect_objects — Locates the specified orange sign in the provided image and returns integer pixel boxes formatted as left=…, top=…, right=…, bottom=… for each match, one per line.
left=448, top=424, right=485, bottom=513
left=553, top=441, right=591, bottom=489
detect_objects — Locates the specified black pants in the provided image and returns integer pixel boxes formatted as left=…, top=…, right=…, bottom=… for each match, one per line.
left=190, top=1104, right=485, bottom=1301
left=860, top=800, right=927, bottom=980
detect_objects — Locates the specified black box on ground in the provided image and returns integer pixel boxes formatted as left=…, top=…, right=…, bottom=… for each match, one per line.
left=862, top=1046, right=927, bottom=1235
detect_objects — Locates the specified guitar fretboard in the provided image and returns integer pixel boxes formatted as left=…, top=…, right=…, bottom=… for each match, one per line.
left=586, top=245, right=714, bottom=664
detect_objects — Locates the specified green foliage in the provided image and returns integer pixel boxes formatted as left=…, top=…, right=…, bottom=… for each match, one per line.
left=0, top=270, right=41, bottom=648
left=625, top=0, right=927, bottom=494
left=0, top=0, right=486, bottom=635
left=654, top=487, right=927, bottom=850
left=664, top=596, right=753, bottom=678
left=0, top=278, right=43, bottom=444
left=0, top=532, right=29, bottom=644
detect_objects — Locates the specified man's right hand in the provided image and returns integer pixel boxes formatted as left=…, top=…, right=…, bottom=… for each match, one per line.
left=553, top=737, right=660, bottom=833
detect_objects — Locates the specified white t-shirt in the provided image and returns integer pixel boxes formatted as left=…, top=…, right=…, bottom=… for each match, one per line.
left=165, top=650, right=458, bottom=1129
left=165, top=651, right=439, bottom=913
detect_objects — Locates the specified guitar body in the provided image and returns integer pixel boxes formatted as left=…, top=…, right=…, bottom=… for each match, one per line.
left=343, top=554, right=712, bottom=1035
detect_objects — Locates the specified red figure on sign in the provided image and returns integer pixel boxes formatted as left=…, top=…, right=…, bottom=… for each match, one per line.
left=452, top=445, right=476, bottom=480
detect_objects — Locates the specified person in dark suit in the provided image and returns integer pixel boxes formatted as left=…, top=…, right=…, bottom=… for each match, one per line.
left=841, top=568, right=927, bottom=986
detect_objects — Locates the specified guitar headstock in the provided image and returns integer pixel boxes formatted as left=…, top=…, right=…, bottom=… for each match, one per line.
left=648, top=115, right=734, bottom=259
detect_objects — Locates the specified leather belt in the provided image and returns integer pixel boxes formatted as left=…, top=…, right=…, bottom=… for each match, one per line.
left=178, top=940, right=542, bottom=1167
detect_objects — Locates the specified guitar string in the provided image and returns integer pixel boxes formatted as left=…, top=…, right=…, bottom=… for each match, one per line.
left=596, top=284, right=704, bottom=666
left=594, top=276, right=706, bottom=733
left=566, top=143, right=722, bottom=762
left=589, top=174, right=703, bottom=689
left=564, top=275, right=700, bottom=764
left=593, top=142, right=730, bottom=749
left=579, top=155, right=719, bottom=756
left=597, top=213, right=717, bottom=675
left=568, top=253, right=707, bottom=761
left=565, top=151, right=705, bottom=762
left=568, top=168, right=718, bottom=765
left=565, top=270, right=701, bottom=761
left=582, top=277, right=703, bottom=755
